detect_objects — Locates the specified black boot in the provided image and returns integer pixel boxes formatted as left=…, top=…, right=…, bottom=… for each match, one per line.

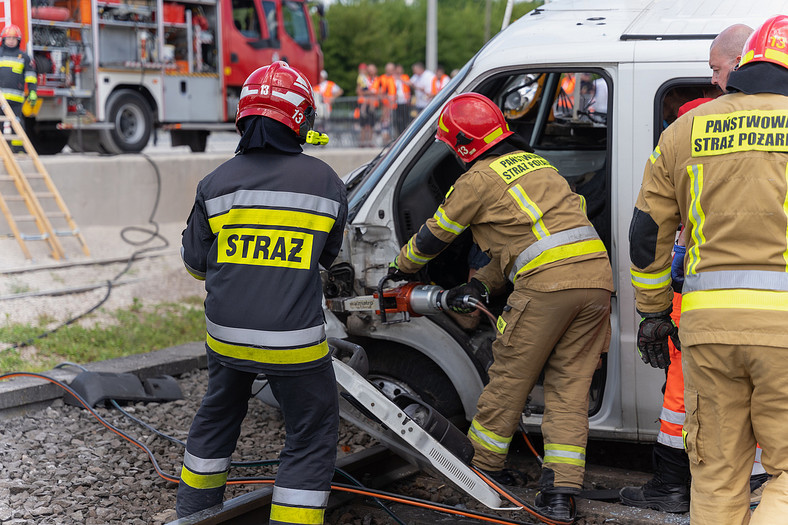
left=534, top=489, right=576, bottom=522
left=619, top=444, right=690, bottom=513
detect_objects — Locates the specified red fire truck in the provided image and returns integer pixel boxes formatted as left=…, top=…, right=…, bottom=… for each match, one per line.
left=1, top=0, right=324, bottom=154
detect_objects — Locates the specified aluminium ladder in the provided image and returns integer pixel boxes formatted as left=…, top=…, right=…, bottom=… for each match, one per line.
left=0, top=93, right=89, bottom=260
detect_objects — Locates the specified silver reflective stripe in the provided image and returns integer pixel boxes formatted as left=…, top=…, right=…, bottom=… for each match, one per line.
left=684, top=270, right=788, bottom=293
left=660, top=407, right=685, bottom=425
left=657, top=432, right=685, bottom=450
left=1, top=88, right=24, bottom=97
left=206, top=316, right=325, bottom=348
left=183, top=451, right=231, bottom=473
left=205, top=190, right=340, bottom=218
left=508, top=226, right=599, bottom=282
left=272, top=485, right=331, bottom=507
left=181, top=246, right=205, bottom=278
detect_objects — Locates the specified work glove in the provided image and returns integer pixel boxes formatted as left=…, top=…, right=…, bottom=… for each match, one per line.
left=671, top=244, right=686, bottom=294
left=444, top=278, right=489, bottom=314
left=636, top=310, right=680, bottom=369
left=387, top=257, right=409, bottom=281
left=27, top=91, right=37, bottom=103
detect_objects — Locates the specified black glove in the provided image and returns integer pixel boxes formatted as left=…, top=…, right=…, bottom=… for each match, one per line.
left=387, top=257, right=409, bottom=281
left=637, top=310, right=680, bottom=369
left=444, top=278, right=489, bottom=314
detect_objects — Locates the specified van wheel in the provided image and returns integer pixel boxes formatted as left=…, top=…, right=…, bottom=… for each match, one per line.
left=100, top=90, right=153, bottom=153
left=365, top=344, right=466, bottom=427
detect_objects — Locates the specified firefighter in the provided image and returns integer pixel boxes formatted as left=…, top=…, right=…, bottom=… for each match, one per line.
left=628, top=15, right=788, bottom=525
left=176, top=61, right=347, bottom=524
left=389, top=93, right=614, bottom=522
left=0, top=24, right=36, bottom=153
left=621, top=24, right=763, bottom=514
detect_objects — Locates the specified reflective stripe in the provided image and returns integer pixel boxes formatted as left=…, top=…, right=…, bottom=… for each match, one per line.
left=657, top=431, right=685, bottom=450
left=783, top=163, right=788, bottom=271
left=484, top=127, right=504, bottom=144
left=270, top=504, right=324, bottom=525
left=543, top=444, right=586, bottom=467
left=181, top=246, right=206, bottom=280
left=468, top=419, right=511, bottom=455
left=630, top=267, right=671, bottom=290
left=24, top=75, right=36, bottom=84
left=180, top=465, right=228, bottom=490
left=405, top=237, right=432, bottom=265
left=659, top=407, right=685, bottom=425
left=686, top=164, right=707, bottom=275
left=684, top=270, right=788, bottom=293
left=183, top=451, right=232, bottom=473
left=511, top=239, right=607, bottom=283
left=508, top=184, right=549, bottom=239
left=508, top=226, right=599, bottom=282
left=0, top=60, right=24, bottom=73
left=207, top=334, right=330, bottom=364
left=649, top=146, right=661, bottom=164
left=432, top=207, right=467, bottom=235
left=208, top=208, right=336, bottom=234
left=273, top=486, right=330, bottom=508
left=206, top=317, right=325, bottom=348
left=579, top=194, right=587, bottom=215
left=2, top=91, right=24, bottom=103
left=683, top=289, right=788, bottom=312
left=205, top=190, right=340, bottom=219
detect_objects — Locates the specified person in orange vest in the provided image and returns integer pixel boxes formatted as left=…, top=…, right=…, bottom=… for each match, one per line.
left=393, top=63, right=411, bottom=134
left=556, top=73, right=576, bottom=115
left=313, top=70, right=343, bottom=119
left=356, top=62, right=376, bottom=147
left=372, top=62, right=396, bottom=142
left=431, top=65, right=450, bottom=97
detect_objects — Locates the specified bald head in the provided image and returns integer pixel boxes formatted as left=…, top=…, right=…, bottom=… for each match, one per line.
left=709, top=24, right=753, bottom=92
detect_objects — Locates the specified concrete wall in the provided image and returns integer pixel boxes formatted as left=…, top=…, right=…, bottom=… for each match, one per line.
left=40, top=149, right=377, bottom=227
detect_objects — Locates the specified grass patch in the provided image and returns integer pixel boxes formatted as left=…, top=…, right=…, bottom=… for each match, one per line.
left=0, top=296, right=205, bottom=373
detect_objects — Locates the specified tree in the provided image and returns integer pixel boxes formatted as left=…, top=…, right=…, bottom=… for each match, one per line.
left=319, top=0, right=542, bottom=93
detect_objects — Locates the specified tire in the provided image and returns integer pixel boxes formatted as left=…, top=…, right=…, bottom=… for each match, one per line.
left=26, top=123, right=69, bottom=155
left=99, top=90, right=153, bottom=153
left=362, top=341, right=465, bottom=425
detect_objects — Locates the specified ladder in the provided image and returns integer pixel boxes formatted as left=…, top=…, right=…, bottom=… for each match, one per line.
left=0, top=93, right=90, bottom=260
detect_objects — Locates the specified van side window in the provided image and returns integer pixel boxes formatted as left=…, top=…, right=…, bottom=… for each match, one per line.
left=655, top=82, right=718, bottom=145
left=232, top=0, right=262, bottom=39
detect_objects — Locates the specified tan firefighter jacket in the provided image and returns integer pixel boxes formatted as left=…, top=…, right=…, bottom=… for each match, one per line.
left=630, top=92, right=788, bottom=348
left=396, top=150, right=614, bottom=294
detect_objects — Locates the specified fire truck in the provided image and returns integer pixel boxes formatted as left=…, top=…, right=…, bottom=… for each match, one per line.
left=1, top=0, right=324, bottom=154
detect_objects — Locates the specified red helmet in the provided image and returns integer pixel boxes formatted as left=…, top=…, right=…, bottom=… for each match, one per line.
left=1, top=24, right=22, bottom=39
left=436, top=93, right=513, bottom=163
left=739, top=15, right=788, bottom=70
left=236, top=61, right=316, bottom=141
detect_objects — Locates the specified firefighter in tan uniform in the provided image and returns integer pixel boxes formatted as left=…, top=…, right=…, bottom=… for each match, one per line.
left=629, top=15, right=788, bottom=525
left=389, top=93, right=613, bottom=522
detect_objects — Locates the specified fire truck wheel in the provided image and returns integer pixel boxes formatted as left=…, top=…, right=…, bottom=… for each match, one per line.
left=100, top=90, right=153, bottom=154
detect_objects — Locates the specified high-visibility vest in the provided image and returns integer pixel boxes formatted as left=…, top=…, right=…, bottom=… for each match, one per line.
left=431, top=74, right=449, bottom=96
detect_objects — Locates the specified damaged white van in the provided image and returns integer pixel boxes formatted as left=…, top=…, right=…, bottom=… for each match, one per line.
left=320, top=0, right=785, bottom=442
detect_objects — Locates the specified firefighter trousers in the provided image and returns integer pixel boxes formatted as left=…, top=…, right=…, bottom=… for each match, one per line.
left=468, top=286, right=611, bottom=489
left=2, top=99, right=24, bottom=150
left=682, top=343, right=788, bottom=525
left=176, top=353, right=339, bottom=524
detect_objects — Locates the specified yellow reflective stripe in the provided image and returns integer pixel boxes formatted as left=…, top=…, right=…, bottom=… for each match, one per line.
left=270, top=504, right=325, bottom=525
left=682, top=428, right=688, bottom=450
left=513, top=239, right=606, bottom=281
left=438, top=113, right=449, bottom=133
left=207, top=334, right=329, bottom=364
left=208, top=208, right=335, bottom=234
left=444, top=185, right=454, bottom=199
left=687, top=164, right=706, bottom=275
left=630, top=267, right=671, bottom=289
left=185, top=267, right=206, bottom=281
left=508, top=184, right=549, bottom=239
left=25, top=75, right=37, bottom=83
left=0, top=60, right=24, bottom=73
left=649, top=146, right=661, bottom=164
left=468, top=419, right=511, bottom=454
left=405, top=237, right=432, bottom=265
left=543, top=444, right=586, bottom=467
left=483, top=127, right=504, bottom=144
left=432, top=207, right=466, bottom=235
left=2, top=92, right=24, bottom=103
left=765, top=48, right=788, bottom=68
left=783, top=163, right=788, bottom=271
left=579, top=194, right=587, bottom=215
left=683, top=289, right=788, bottom=312
left=180, top=465, right=228, bottom=490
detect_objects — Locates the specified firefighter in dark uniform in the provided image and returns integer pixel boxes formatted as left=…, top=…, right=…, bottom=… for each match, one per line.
left=389, top=93, right=613, bottom=522
left=176, top=61, right=347, bottom=524
left=0, top=24, right=37, bottom=152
